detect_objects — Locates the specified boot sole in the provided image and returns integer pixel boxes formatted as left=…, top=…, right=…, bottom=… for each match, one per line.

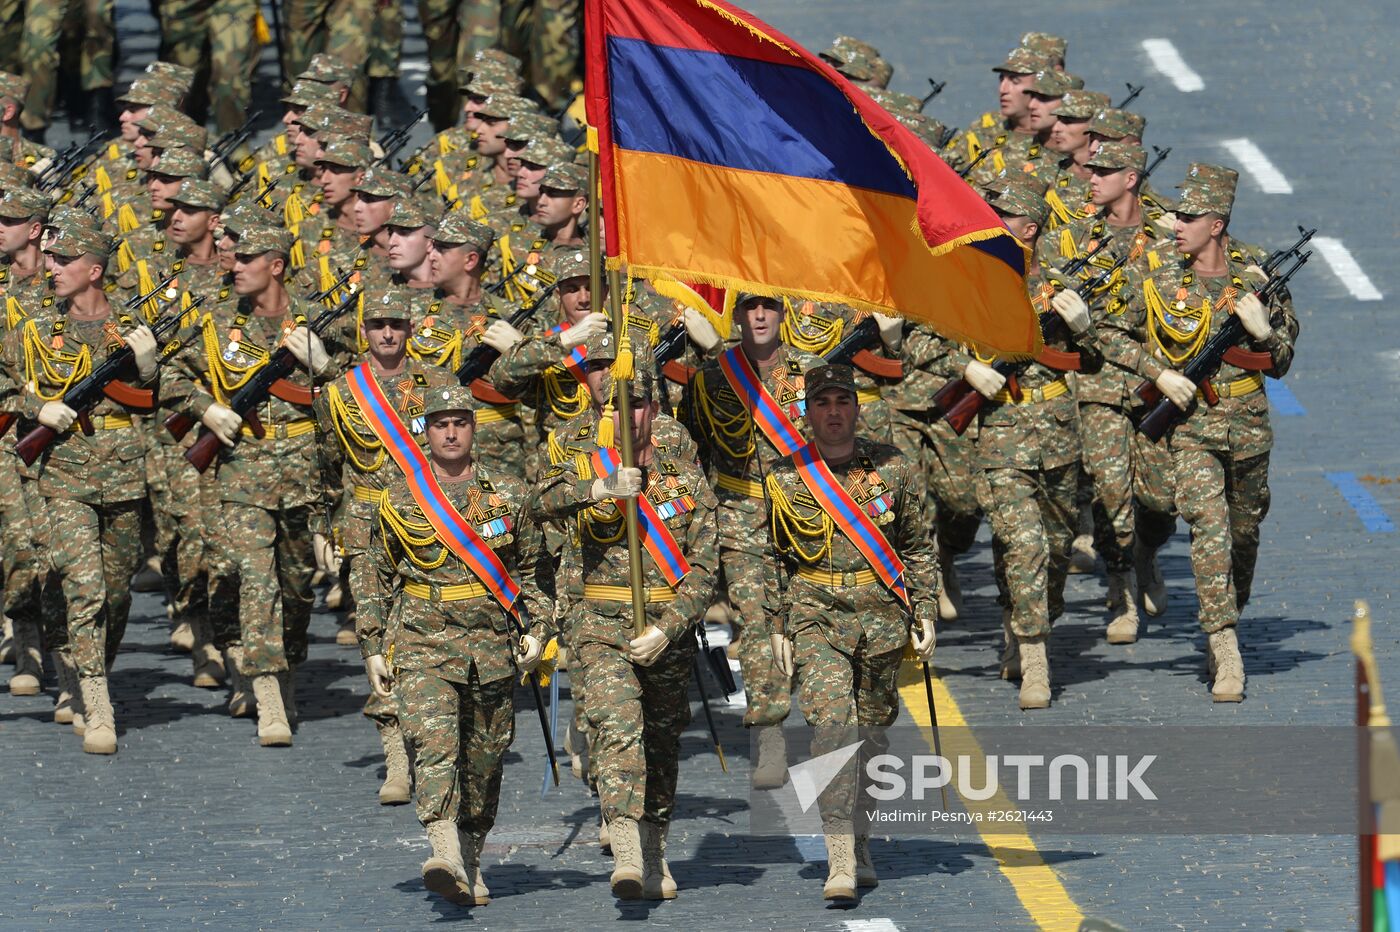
left=1105, top=631, right=1139, bottom=645
left=751, top=774, right=789, bottom=790
left=1211, top=691, right=1244, bottom=703
left=9, top=679, right=41, bottom=696
left=83, top=730, right=117, bottom=754
left=642, top=882, right=677, bottom=900
left=379, top=786, right=412, bottom=805
left=823, top=886, right=857, bottom=903
left=1019, top=696, right=1051, bottom=710
left=192, top=673, right=225, bottom=689
left=857, top=876, right=879, bottom=889
left=259, top=731, right=293, bottom=747
left=423, top=863, right=475, bottom=906
left=611, top=873, right=644, bottom=900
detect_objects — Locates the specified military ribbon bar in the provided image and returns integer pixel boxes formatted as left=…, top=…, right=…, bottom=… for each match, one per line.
left=590, top=446, right=692, bottom=588
left=346, top=363, right=522, bottom=615
left=791, top=441, right=908, bottom=605
left=717, top=346, right=805, bottom=456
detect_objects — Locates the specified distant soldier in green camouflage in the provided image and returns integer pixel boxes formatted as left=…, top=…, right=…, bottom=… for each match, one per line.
left=0, top=71, right=54, bottom=171
left=282, top=0, right=372, bottom=99
left=365, top=0, right=406, bottom=121
left=1042, top=89, right=1109, bottom=229
left=417, top=0, right=510, bottom=130
left=941, top=46, right=1052, bottom=176
left=19, top=0, right=117, bottom=136
left=157, top=0, right=257, bottom=132
left=525, top=0, right=580, bottom=110
left=363, top=384, right=554, bottom=906
left=763, top=364, right=937, bottom=902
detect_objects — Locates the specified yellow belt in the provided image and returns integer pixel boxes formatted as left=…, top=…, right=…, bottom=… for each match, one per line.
left=796, top=566, right=878, bottom=588
left=403, top=579, right=489, bottom=602
left=857, top=387, right=882, bottom=404
left=992, top=378, right=1069, bottom=404
left=715, top=472, right=765, bottom=499
left=351, top=485, right=382, bottom=503
left=474, top=403, right=520, bottom=425
left=240, top=418, right=316, bottom=439
left=1198, top=373, right=1264, bottom=401
left=582, top=583, right=677, bottom=604
left=69, top=413, right=133, bottom=431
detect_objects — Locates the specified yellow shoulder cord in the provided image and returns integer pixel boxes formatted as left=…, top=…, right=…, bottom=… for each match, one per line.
left=199, top=313, right=262, bottom=403
left=1058, top=227, right=1078, bottom=261
left=274, top=135, right=287, bottom=157
left=546, top=427, right=569, bottom=465
left=115, top=237, right=136, bottom=274
left=966, top=132, right=982, bottom=162
left=691, top=368, right=757, bottom=461
left=1044, top=187, right=1071, bottom=226
left=433, top=158, right=453, bottom=197
left=1144, top=277, right=1212, bottom=366
left=326, top=382, right=386, bottom=472
left=543, top=365, right=590, bottom=419
left=116, top=202, right=140, bottom=235
left=991, top=150, right=1006, bottom=174
left=408, top=328, right=464, bottom=371
left=438, top=133, right=457, bottom=156
left=100, top=192, right=115, bottom=220
left=284, top=189, right=307, bottom=230
left=22, top=319, right=92, bottom=400
left=6, top=295, right=26, bottom=329
left=765, top=473, right=834, bottom=563
left=94, top=163, right=111, bottom=194
left=779, top=300, right=843, bottom=355
left=378, top=497, right=449, bottom=569
left=135, top=259, right=159, bottom=321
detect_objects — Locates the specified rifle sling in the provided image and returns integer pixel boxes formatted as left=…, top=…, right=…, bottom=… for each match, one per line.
left=1034, top=347, right=1082, bottom=372
left=470, top=379, right=518, bottom=406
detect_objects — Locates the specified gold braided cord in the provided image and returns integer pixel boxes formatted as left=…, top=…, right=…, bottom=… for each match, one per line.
left=199, top=314, right=262, bottom=403
left=543, top=366, right=590, bottom=419
left=325, top=382, right=386, bottom=472
left=1144, top=278, right=1212, bottom=366
left=378, top=497, right=449, bottom=570
left=22, top=320, right=91, bottom=400
left=691, top=368, right=756, bottom=461
left=6, top=295, right=26, bottom=329
left=765, top=473, right=833, bottom=563
left=779, top=301, right=843, bottom=355
left=408, top=329, right=464, bottom=371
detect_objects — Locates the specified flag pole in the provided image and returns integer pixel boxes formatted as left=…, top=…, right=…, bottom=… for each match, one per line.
left=589, top=147, right=647, bottom=638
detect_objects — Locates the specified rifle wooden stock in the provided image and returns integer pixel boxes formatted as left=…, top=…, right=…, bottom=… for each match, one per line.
left=0, top=411, right=15, bottom=438
left=164, top=410, right=195, bottom=442
left=184, top=427, right=225, bottom=472
left=661, top=359, right=695, bottom=385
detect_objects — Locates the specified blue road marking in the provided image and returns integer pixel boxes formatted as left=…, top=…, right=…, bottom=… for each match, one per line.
left=1268, top=378, right=1306, bottom=416
left=1325, top=472, right=1396, bottom=533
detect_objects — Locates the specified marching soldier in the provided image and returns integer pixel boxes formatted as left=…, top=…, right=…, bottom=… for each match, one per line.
left=18, top=0, right=118, bottom=138
left=0, top=70, right=54, bottom=171
left=941, top=45, right=1052, bottom=177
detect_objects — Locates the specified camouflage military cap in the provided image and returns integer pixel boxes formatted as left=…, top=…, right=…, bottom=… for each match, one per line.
left=1089, top=108, right=1146, bottom=140
left=476, top=93, right=539, bottom=122
left=545, top=248, right=589, bottom=282
left=150, top=146, right=210, bottom=179
left=47, top=204, right=98, bottom=233
left=1019, top=32, right=1067, bottom=64
left=473, top=48, right=524, bottom=75
left=988, top=184, right=1050, bottom=228
left=805, top=363, right=858, bottom=399
left=1027, top=70, right=1073, bottom=98
left=234, top=222, right=293, bottom=257
left=316, top=135, right=372, bottom=169
left=170, top=178, right=225, bottom=212
left=503, top=111, right=561, bottom=145
left=541, top=161, right=588, bottom=193
left=218, top=200, right=266, bottom=237
left=361, top=285, right=413, bottom=323
left=143, top=61, right=195, bottom=93
left=1085, top=140, right=1147, bottom=173
left=1176, top=163, right=1238, bottom=217
left=0, top=160, right=33, bottom=190
left=433, top=213, right=495, bottom=251
left=459, top=70, right=522, bottom=96
left=865, top=87, right=922, bottom=116
left=0, top=186, right=50, bottom=222
left=519, top=136, right=576, bottom=169
left=299, top=53, right=356, bottom=87
left=138, top=104, right=208, bottom=151
left=820, top=45, right=874, bottom=82
left=302, top=104, right=372, bottom=140
left=281, top=79, right=340, bottom=109
left=586, top=334, right=656, bottom=403
left=389, top=192, right=441, bottom=230
left=119, top=74, right=183, bottom=109
left=423, top=385, right=478, bottom=419
left=352, top=165, right=409, bottom=198
left=993, top=46, right=1053, bottom=75
left=1056, top=90, right=1110, bottom=120
left=43, top=222, right=112, bottom=259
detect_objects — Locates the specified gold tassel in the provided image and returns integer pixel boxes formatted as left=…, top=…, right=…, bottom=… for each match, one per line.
left=524, top=637, right=560, bottom=687
left=611, top=332, right=634, bottom=381
left=1058, top=227, right=1077, bottom=260
left=253, top=9, right=271, bottom=45
left=94, top=164, right=111, bottom=193
left=596, top=404, right=615, bottom=448
left=438, top=133, right=456, bottom=156
left=117, top=203, right=140, bottom=234
left=433, top=159, right=452, bottom=197
left=100, top=192, right=115, bottom=219
left=284, top=191, right=306, bottom=230
left=469, top=194, right=488, bottom=221
left=115, top=238, right=135, bottom=274
left=6, top=296, right=25, bottom=328
left=288, top=238, right=305, bottom=269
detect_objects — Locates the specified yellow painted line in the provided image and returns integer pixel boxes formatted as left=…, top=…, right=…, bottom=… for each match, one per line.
left=897, top=662, right=1085, bottom=932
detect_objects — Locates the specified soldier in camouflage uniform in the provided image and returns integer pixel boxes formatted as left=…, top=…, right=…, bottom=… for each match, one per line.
left=0, top=71, right=54, bottom=172
left=528, top=160, right=587, bottom=250
left=157, top=0, right=257, bottom=132
left=818, top=36, right=892, bottom=89
left=763, top=364, right=937, bottom=901
left=315, top=286, right=454, bottom=805
left=1042, top=89, right=1110, bottom=229
left=0, top=221, right=163, bottom=754
left=282, top=0, right=372, bottom=99
left=18, top=0, right=117, bottom=137
left=525, top=0, right=580, bottom=110
left=363, top=383, right=554, bottom=906
left=1117, top=165, right=1298, bottom=702
left=940, top=46, right=1052, bottom=177
left=365, top=0, right=406, bottom=122
left=417, top=0, right=511, bottom=130
left=533, top=364, right=718, bottom=901
left=162, top=222, right=351, bottom=746
left=680, top=294, right=822, bottom=788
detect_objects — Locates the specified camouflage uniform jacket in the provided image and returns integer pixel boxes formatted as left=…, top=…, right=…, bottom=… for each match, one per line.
left=404, top=126, right=475, bottom=177
left=763, top=437, right=940, bottom=649
left=1043, top=158, right=1094, bottom=229
left=942, top=111, right=1019, bottom=174
left=532, top=432, right=720, bottom=649
left=364, top=463, right=555, bottom=682
left=491, top=310, right=593, bottom=441
left=3, top=134, right=55, bottom=171
left=291, top=209, right=365, bottom=276
left=0, top=255, right=50, bottom=322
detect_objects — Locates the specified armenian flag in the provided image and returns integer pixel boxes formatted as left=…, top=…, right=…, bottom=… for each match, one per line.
left=584, top=0, right=1041, bottom=357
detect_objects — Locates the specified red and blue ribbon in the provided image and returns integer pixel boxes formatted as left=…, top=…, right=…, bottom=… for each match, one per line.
left=717, top=346, right=805, bottom=456
left=590, top=446, right=692, bottom=588
left=548, top=321, right=590, bottom=385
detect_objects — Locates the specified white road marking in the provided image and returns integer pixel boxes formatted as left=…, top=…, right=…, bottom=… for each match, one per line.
left=1314, top=237, right=1383, bottom=301
left=1141, top=39, right=1204, bottom=92
left=845, top=921, right=901, bottom=932
left=1220, top=138, right=1293, bottom=194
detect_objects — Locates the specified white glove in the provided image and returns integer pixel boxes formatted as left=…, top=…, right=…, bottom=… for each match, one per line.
left=627, top=625, right=669, bottom=667
left=201, top=402, right=243, bottom=447
left=37, top=401, right=77, bottom=432
left=682, top=306, right=721, bottom=352
left=284, top=326, right=330, bottom=375
left=559, top=312, right=608, bottom=352
left=125, top=325, right=159, bottom=381
left=1235, top=292, right=1271, bottom=340
left=770, top=633, right=794, bottom=677
left=482, top=318, right=525, bottom=353
left=590, top=466, right=643, bottom=502
left=515, top=634, right=543, bottom=672
left=1050, top=289, right=1091, bottom=334
left=312, top=533, right=342, bottom=575
left=964, top=359, right=1007, bottom=400
left=365, top=654, right=393, bottom=698
left=1154, top=369, right=1197, bottom=411
left=873, top=312, right=904, bottom=351
left=911, top=616, right=936, bottom=662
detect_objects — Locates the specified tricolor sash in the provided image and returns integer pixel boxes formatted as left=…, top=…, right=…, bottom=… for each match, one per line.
left=791, top=442, right=908, bottom=605
left=547, top=321, right=589, bottom=385
left=346, top=364, right=522, bottom=615
left=717, top=346, right=805, bottom=456
left=590, top=446, right=691, bottom=588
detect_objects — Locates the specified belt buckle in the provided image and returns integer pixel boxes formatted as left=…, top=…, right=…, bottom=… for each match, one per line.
left=841, top=570, right=858, bottom=587
left=1030, top=386, right=1045, bottom=403
left=429, top=585, right=442, bottom=602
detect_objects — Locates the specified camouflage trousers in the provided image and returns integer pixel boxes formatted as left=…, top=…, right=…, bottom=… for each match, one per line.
left=397, top=664, right=514, bottom=829
left=218, top=502, right=315, bottom=676
left=576, top=629, right=695, bottom=825
left=717, top=494, right=791, bottom=727
left=1171, top=448, right=1271, bottom=632
left=366, top=0, right=403, bottom=80
left=1132, top=428, right=1178, bottom=555
left=43, top=496, right=142, bottom=678
left=156, top=441, right=241, bottom=648
left=343, top=542, right=399, bottom=729
left=893, top=411, right=982, bottom=556
left=19, top=0, right=116, bottom=129
left=0, top=0, right=22, bottom=73
left=524, top=0, right=579, bottom=110
left=157, top=0, right=257, bottom=133
left=415, top=0, right=501, bottom=127
left=1079, top=402, right=1135, bottom=573
left=2, top=466, right=63, bottom=662
left=984, top=463, right=1078, bottom=639
left=281, top=0, right=371, bottom=89
left=792, top=628, right=901, bottom=829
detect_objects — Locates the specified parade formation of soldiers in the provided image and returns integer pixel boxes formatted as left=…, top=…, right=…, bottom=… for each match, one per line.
left=0, top=14, right=1302, bottom=911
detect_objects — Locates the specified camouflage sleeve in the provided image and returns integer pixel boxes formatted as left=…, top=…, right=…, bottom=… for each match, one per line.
left=512, top=499, right=557, bottom=643
left=892, top=453, right=941, bottom=627
left=1069, top=318, right=1105, bottom=375
left=356, top=503, right=399, bottom=660
left=678, top=368, right=716, bottom=475
left=311, top=390, right=344, bottom=537
left=1256, top=287, right=1298, bottom=377
left=490, top=329, right=561, bottom=397
left=529, top=455, right=596, bottom=522
left=162, top=326, right=217, bottom=419
left=656, top=479, right=719, bottom=643
left=1097, top=271, right=1164, bottom=380
left=0, top=326, right=36, bottom=417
